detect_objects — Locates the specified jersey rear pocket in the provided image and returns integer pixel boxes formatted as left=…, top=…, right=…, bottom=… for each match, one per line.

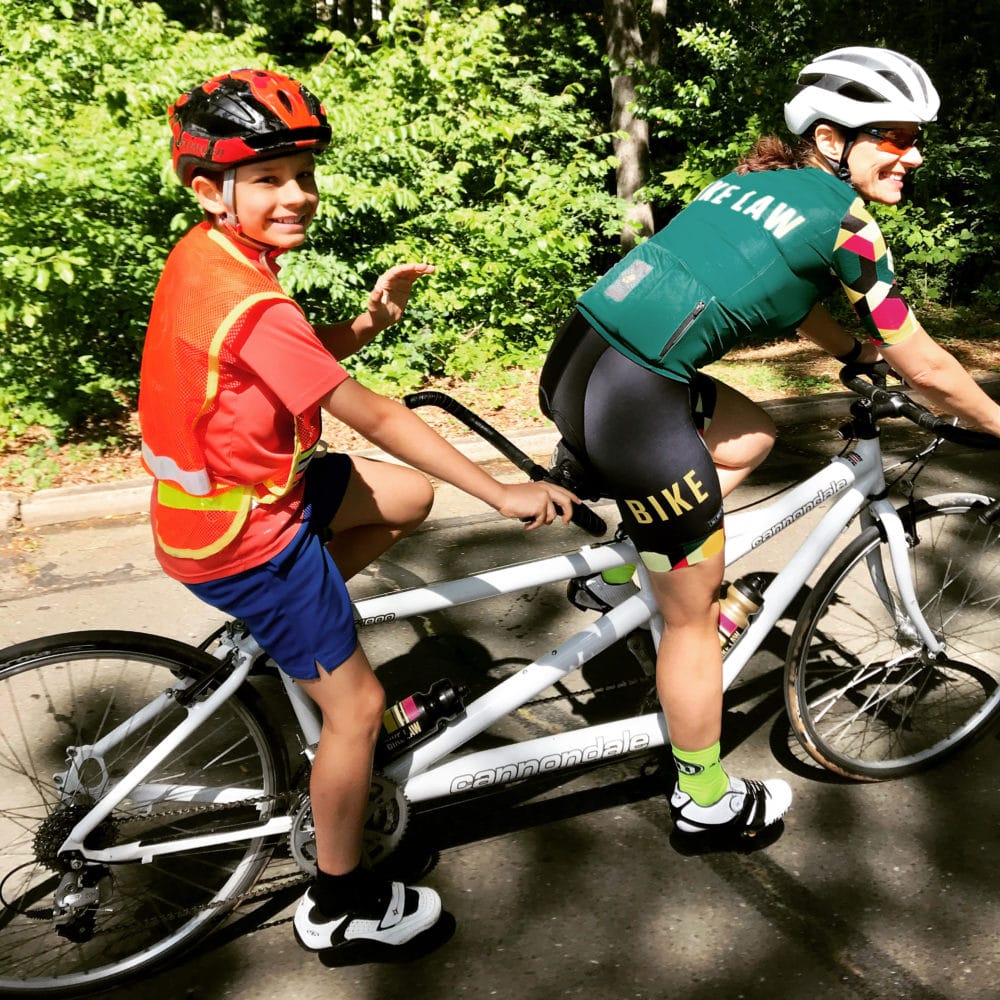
left=658, top=299, right=709, bottom=360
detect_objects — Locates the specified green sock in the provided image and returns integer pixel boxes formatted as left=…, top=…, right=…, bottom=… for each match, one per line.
left=601, top=564, right=635, bottom=585
left=672, top=741, right=730, bottom=806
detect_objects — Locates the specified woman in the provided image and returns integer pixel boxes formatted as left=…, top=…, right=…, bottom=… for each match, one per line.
left=540, top=46, right=1000, bottom=839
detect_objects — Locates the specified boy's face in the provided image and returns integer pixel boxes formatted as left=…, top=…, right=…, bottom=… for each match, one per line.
left=229, top=151, right=319, bottom=249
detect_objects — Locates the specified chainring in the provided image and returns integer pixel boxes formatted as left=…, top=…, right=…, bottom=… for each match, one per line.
left=288, top=773, right=410, bottom=876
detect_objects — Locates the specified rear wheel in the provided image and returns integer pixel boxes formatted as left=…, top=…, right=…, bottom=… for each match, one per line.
left=0, top=631, right=287, bottom=996
left=785, top=496, right=1000, bottom=779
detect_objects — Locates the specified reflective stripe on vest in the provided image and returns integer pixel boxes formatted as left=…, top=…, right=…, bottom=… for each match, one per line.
left=141, top=441, right=213, bottom=497
left=140, top=225, right=319, bottom=560
left=154, top=480, right=254, bottom=559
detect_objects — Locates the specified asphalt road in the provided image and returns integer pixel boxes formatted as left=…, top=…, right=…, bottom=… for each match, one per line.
left=1, top=399, right=1000, bottom=1000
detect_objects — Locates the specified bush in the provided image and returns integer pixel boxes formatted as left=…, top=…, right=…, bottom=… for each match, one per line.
left=0, top=0, right=622, bottom=439
left=0, top=0, right=265, bottom=441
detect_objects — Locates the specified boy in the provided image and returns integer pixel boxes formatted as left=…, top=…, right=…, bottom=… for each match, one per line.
left=139, top=68, right=577, bottom=953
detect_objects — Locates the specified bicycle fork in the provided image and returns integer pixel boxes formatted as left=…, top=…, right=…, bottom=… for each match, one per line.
left=862, top=498, right=946, bottom=655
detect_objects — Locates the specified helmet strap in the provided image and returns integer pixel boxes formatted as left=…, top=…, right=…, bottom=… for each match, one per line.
left=834, top=127, right=859, bottom=184
left=214, top=164, right=283, bottom=255
left=218, top=168, right=241, bottom=235
left=835, top=139, right=857, bottom=183
left=815, top=123, right=859, bottom=185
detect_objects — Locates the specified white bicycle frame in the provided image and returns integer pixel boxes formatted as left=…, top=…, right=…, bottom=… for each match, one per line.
left=61, top=432, right=952, bottom=862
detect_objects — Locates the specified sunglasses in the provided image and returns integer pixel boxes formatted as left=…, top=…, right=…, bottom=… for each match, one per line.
left=857, top=125, right=922, bottom=156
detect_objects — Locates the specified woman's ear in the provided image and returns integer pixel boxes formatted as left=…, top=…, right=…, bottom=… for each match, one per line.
left=812, top=122, right=844, bottom=162
left=190, top=173, right=227, bottom=216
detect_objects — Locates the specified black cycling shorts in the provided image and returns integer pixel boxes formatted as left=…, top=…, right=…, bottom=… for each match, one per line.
left=540, top=311, right=725, bottom=571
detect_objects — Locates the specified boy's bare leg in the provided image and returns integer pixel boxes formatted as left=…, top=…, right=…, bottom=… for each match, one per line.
left=325, top=456, right=434, bottom=580
left=296, top=644, right=385, bottom=874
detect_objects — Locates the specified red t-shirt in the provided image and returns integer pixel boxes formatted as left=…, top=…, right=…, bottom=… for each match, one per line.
left=153, top=245, right=350, bottom=583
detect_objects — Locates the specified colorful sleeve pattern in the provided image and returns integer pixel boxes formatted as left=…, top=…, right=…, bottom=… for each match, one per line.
left=832, top=198, right=918, bottom=347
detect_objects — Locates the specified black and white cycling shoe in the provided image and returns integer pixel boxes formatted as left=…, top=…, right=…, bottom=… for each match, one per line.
left=293, top=881, right=442, bottom=952
left=669, top=776, right=792, bottom=837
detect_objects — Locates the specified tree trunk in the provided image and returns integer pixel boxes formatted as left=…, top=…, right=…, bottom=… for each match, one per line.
left=210, top=1, right=226, bottom=32
left=603, top=0, right=655, bottom=246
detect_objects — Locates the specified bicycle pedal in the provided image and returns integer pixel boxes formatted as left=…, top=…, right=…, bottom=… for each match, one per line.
left=567, top=577, right=611, bottom=613
left=567, top=573, right=638, bottom=614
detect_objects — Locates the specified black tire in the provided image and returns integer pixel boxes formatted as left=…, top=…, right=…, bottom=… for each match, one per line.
left=785, top=495, right=1000, bottom=780
left=0, top=631, right=287, bottom=996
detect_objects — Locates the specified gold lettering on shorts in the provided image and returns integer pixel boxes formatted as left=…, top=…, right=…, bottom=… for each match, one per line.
left=624, top=469, right=710, bottom=523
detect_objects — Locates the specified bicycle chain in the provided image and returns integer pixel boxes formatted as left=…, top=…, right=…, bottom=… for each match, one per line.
left=522, top=674, right=650, bottom=706
left=27, top=792, right=304, bottom=932
left=42, top=677, right=653, bottom=939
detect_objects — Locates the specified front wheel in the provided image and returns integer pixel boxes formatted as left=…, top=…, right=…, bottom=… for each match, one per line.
left=785, top=495, right=1000, bottom=780
left=0, top=631, right=287, bottom=996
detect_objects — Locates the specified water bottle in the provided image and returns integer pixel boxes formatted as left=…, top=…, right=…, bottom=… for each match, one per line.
left=375, top=679, right=468, bottom=764
left=717, top=573, right=767, bottom=653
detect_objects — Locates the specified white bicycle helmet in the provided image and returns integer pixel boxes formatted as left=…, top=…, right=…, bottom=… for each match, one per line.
left=784, top=46, right=940, bottom=136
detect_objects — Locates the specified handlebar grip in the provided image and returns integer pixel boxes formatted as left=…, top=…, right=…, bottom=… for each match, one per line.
left=564, top=500, right=607, bottom=537
left=406, top=390, right=608, bottom=534
left=935, top=422, right=1000, bottom=449
left=841, top=363, right=1000, bottom=449
left=528, top=501, right=606, bottom=537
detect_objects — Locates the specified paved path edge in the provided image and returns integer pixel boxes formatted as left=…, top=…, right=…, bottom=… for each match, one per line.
left=4, top=379, right=999, bottom=531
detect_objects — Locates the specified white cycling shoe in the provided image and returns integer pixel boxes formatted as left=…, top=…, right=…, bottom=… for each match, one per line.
left=669, top=775, right=792, bottom=837
left=293, top=881, right=442, bottom=952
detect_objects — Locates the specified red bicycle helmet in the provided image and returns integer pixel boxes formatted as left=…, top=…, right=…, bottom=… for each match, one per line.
left=170, top=69, right=331, bottom=186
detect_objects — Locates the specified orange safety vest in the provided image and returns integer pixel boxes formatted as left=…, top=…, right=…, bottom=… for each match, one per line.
left=139, top=224, right=320, bottom=560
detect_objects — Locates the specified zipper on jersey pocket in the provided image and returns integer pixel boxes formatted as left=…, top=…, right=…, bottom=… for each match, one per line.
left=658, top=299, right=706, bottom=360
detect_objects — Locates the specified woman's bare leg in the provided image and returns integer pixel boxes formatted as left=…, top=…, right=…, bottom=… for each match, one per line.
left=703, top=380, right=776, bottom=497
left=647, top=551, right=726, bottom=751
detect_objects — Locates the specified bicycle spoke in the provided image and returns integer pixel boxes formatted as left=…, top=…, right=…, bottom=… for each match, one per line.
left=0, top=634, right=285, bottom=996
left=788, top=503, right=1000, bottom=778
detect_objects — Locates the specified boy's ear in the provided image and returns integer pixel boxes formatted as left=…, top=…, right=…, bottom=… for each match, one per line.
left=190, top=174, right=227, bottom=216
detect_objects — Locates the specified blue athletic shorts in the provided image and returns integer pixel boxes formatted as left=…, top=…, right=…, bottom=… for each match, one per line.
left=185, top=452, right=358, bottom=680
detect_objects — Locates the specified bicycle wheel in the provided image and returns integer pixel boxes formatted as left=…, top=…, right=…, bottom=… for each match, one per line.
left=785, top=495, right=1000, bottom=780
left=0, top=631, right=287, bottom=996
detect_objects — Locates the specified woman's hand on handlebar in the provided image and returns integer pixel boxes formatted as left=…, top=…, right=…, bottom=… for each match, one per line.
left=854, top=340, right=883, bottom=366
left=495, top=481, right=580, bottom=530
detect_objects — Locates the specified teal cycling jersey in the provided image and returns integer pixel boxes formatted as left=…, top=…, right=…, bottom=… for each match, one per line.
left=576, top=166, right=918, bottom=383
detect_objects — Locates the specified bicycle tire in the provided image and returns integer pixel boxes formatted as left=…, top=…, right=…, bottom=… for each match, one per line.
left=785, top=494, right=1000, bottom=780
left=0, top=630, right=288, bottom=996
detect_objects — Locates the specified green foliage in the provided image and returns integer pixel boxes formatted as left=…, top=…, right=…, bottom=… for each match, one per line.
left=0, top=0, right=265, bottom=441
left=0, top=0, right=620, bottom=441
left=3, top=0, right=1000, bottom=457
left=628, top=0, right=1000, bottom=305
left=279, top=2, right=622, bottom=379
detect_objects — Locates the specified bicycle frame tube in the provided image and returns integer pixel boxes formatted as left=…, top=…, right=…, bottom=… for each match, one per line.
left=377, top=435, right=943, bottom=804
left=63, top=650, right=278, bottom=862
left=385, top=588, right=664, bottom=802
left=716, top=444, right=878, bottom=687
left=352, top=539, right=638, bottom=624
left=72, top=432, right=951, bottom=852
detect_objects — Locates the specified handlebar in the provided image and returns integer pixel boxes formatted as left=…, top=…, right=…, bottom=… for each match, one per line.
left=840, top=363, right=1000, bottom=450
left=404, top=390, right=607, bottom=536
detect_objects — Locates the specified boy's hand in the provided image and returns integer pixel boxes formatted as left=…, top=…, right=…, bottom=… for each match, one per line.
left=367, top=263, right=436, bottom=330
left=495, top=481, right=580, bottom=530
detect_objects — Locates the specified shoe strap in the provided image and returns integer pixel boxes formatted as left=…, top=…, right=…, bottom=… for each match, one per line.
left=737, top=779, right=770, bottom=830
left=377, top=881, right=406, bottom=930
